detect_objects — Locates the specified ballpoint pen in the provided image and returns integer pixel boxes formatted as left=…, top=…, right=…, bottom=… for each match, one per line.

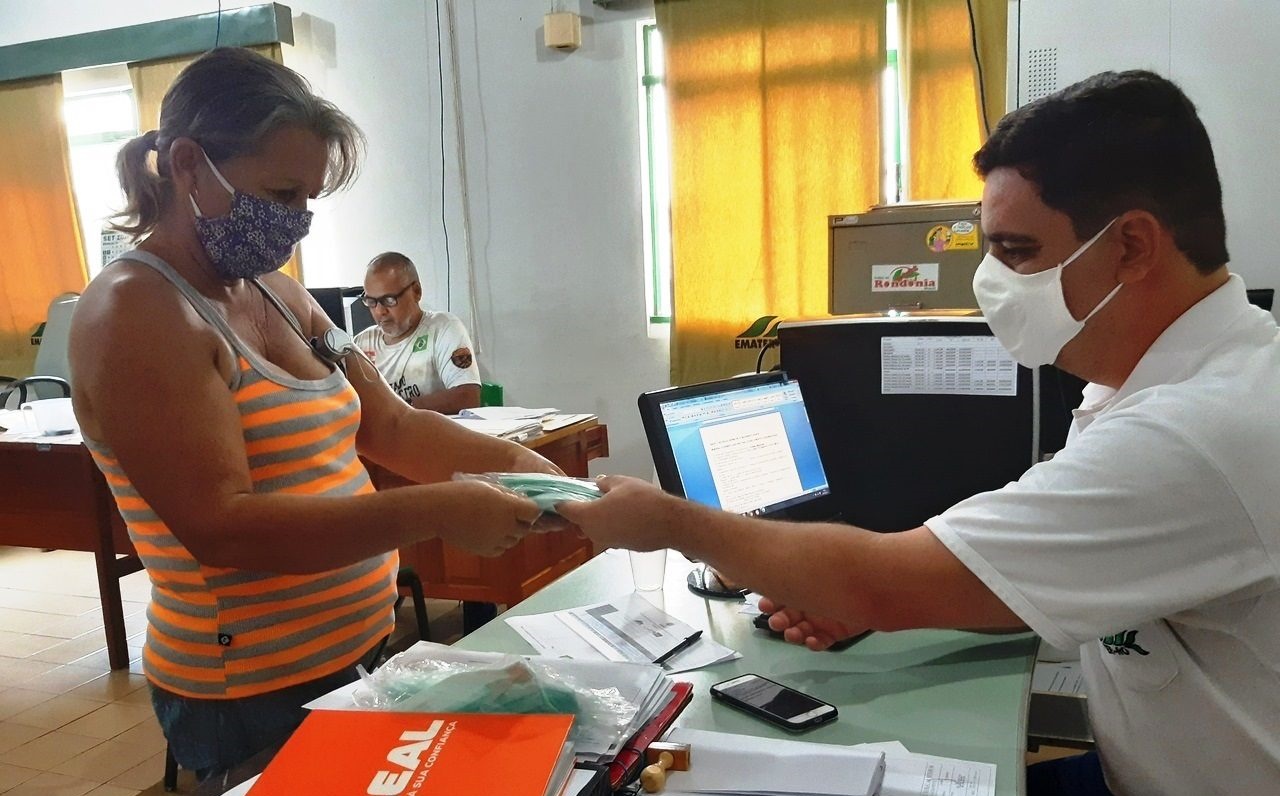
left=653, top=629, right=702, bottom=667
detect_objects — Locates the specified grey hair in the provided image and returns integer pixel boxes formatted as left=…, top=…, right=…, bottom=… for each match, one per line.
left=366, top=251, right=419, bottom=282
left=112, top=47, right=365, bottom=240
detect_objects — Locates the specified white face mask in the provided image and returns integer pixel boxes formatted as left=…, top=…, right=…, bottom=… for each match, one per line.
left=973, top=218, right=1123, bottom=367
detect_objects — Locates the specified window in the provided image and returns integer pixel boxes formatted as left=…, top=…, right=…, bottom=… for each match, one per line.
left=883, top=0, right=904, bottom=204
left=638, top=22, right=673, bottom=328
left=63, top=65, right=138, bottom=279
left=639, top=3, right=906, bottom=321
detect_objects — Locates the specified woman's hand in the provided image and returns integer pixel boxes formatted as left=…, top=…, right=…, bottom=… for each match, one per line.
left=433, top=479, right=543, bottom=557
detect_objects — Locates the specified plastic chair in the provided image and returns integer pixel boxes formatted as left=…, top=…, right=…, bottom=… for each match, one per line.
left=0, top=375, right=70, bottom=408
left=0, top=293, right=78, bottom=409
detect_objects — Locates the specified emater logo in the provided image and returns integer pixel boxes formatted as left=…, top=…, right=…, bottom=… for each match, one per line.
left=734, top=315, right=781, bottom=349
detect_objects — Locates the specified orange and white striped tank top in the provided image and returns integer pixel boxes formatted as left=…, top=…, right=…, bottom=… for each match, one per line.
left=84, top=251, right=397, bottom=699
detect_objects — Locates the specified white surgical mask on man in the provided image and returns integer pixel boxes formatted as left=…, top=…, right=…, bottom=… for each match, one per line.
left=973, top=218, right=1122, bottom=367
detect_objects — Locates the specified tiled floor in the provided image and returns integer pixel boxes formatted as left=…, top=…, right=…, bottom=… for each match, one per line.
left=0, top=545, right=463, bottom=795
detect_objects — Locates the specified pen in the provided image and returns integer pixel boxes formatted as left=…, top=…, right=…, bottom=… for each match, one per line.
left=653, top=630, right=702, bottom=666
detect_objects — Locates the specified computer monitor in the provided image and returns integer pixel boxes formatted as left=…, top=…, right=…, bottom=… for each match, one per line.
left=778, top=316, right=1038, bottom=532
left=305, top=287, right=376, bottom=335
left=639, top=372, right=836, bottom=522
left=1247, top=288, right=1274, bottom=311
left=639, top=372, right=839, bottom=597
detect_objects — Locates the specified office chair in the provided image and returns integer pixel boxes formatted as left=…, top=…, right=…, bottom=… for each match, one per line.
left=0, top=293, right=78, bottom=409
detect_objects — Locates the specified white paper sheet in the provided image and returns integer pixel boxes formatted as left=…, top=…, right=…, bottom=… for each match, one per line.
left=848, top=741, right=996, bottom=796
left=1032, top=660, right=1087, bottom=695
left=877, top=755, right=996, bottom=796
left=662, top=728, right=885, bottom=796
left=460, top=406, right=558, bottom=421
left=880, top=336, right=1017, bottom=396
left=506, top=596, right=739, bottom=673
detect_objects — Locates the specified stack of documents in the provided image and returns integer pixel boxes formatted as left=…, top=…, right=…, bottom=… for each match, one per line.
left=659, top=730, right=996, bottom=796
left=507, top=594, right=740, bottom=673
left=845, top=740, right=997, bottom=796
left=448, top=415, right=543, bottom=440
left=303, top=642, right=672, bottom=765
left=460, top=406, right=559, bottom=421
left=660, top=729, right=886, bottom=796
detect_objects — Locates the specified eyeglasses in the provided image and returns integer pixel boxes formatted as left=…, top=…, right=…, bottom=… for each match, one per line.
left=359, top=281, right=418, bottom=308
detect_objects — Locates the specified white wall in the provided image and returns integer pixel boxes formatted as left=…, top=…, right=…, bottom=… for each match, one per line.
left=0, top=0, right=670, bottom=477
left=1013, top=0, right=1280, bottom=310
left=446, top=1, right=668, bottom=478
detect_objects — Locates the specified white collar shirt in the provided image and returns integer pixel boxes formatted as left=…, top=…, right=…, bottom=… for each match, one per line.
left=927, top=274, right=1280, bottom=794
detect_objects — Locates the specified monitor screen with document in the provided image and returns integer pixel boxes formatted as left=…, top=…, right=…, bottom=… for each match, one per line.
left=639, top=373, right=834, bottom=520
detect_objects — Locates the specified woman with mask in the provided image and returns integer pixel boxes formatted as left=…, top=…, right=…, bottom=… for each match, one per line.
left=67, top=48, right=558, bottom=779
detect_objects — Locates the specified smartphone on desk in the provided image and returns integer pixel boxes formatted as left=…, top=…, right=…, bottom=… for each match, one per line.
left=710, top=673, right=837, bottom=732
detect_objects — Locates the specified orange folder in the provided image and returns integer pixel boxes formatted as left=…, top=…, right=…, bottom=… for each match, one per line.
left=250, top=710, right=575, bottom=796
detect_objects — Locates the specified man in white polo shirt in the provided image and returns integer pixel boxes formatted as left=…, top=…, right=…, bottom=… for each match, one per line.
left=354, top=252, right=481, bottom=414
left=560, top=70, right=1280, bottom=795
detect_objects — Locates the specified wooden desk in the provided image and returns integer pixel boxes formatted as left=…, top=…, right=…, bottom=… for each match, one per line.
left=370, top=418, right=609, bottom=607
left=0, top=437, right=141, bottom=669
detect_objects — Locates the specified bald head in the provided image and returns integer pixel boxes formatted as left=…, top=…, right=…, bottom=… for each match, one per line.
left=366, top=251, right=419, bottom=284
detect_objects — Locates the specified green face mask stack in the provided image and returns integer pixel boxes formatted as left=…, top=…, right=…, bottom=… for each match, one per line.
left=463, top=472, right=603, bottom=513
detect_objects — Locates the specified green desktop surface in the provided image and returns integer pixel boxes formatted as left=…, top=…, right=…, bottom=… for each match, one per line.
left=458, top=549, right=1037, bottom=795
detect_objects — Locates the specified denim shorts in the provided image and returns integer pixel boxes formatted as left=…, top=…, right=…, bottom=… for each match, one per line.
left=150, top=664, right=362, bottom=782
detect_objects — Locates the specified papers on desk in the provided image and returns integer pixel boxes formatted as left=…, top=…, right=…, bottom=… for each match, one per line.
left=506, top=594, right=740, bottom=673
left=449, top=406, right=596, bottom=440
left=448, top=415, right=543, bottom=441
left=658, top=731, right=995, bottom=796
left=660, top=729, right=886, bottom=796
left=0, top=409, right=82, bottom=444
left=460, top=405, right=558, bottom=421
left=1032, top=660, right=1086, bottom=695
left=853, top=741, right=996, bottom=796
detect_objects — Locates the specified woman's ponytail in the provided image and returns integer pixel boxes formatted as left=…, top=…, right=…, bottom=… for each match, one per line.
left=109, top=130, right=168, bottom=241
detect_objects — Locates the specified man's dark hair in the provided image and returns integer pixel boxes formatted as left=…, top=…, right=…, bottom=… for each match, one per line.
left=974, top=70, right=1228, bottom=274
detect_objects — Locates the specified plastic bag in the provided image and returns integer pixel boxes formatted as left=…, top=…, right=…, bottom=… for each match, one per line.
left=353, top=644, right=638, bottom=751
left=454, top=471, right=602, bottom=513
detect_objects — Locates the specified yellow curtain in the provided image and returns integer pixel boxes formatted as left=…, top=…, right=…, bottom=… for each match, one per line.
left=660, top=0, right=885, bottom=385
left=128, top=44, right=302, bottom=281
left=0, top=76, right=88, bottom=377
left=899, top=0, right=1006, bottom=201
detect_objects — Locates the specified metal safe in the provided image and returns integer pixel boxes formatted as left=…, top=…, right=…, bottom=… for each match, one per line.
left=829, top=201, right=984, bottom=314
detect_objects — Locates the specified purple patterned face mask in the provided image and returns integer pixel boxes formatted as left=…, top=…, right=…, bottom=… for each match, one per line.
left=189, top=150, right=313, bottom=281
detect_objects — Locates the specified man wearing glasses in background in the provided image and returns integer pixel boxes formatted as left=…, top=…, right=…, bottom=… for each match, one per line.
left=354, top=251, right=482, bottom=414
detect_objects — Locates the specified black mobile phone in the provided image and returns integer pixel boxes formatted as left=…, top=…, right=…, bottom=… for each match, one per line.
left=752, top=612, right=871, bottom=651
left=710, top=673, right=837, bottom=732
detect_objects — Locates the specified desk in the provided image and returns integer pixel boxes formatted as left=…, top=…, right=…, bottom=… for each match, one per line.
left=460, top=551, right=1038, bottom=795
left=370, top=417, right=609, bottom=607
left=201, top=550, right=1037, bottom=796
left=0, top=437, right=141, bottom=669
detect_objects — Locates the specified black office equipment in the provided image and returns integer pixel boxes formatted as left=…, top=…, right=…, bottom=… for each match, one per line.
left=1247, top=288, right=1274, bottom=311
left=305, top=287, right=376, bottom=335
left=778, top=316, right=1038, bottom=532
left=639, top=372, right=841, bottom=597
left=639, top=372, right=840, bottom=523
